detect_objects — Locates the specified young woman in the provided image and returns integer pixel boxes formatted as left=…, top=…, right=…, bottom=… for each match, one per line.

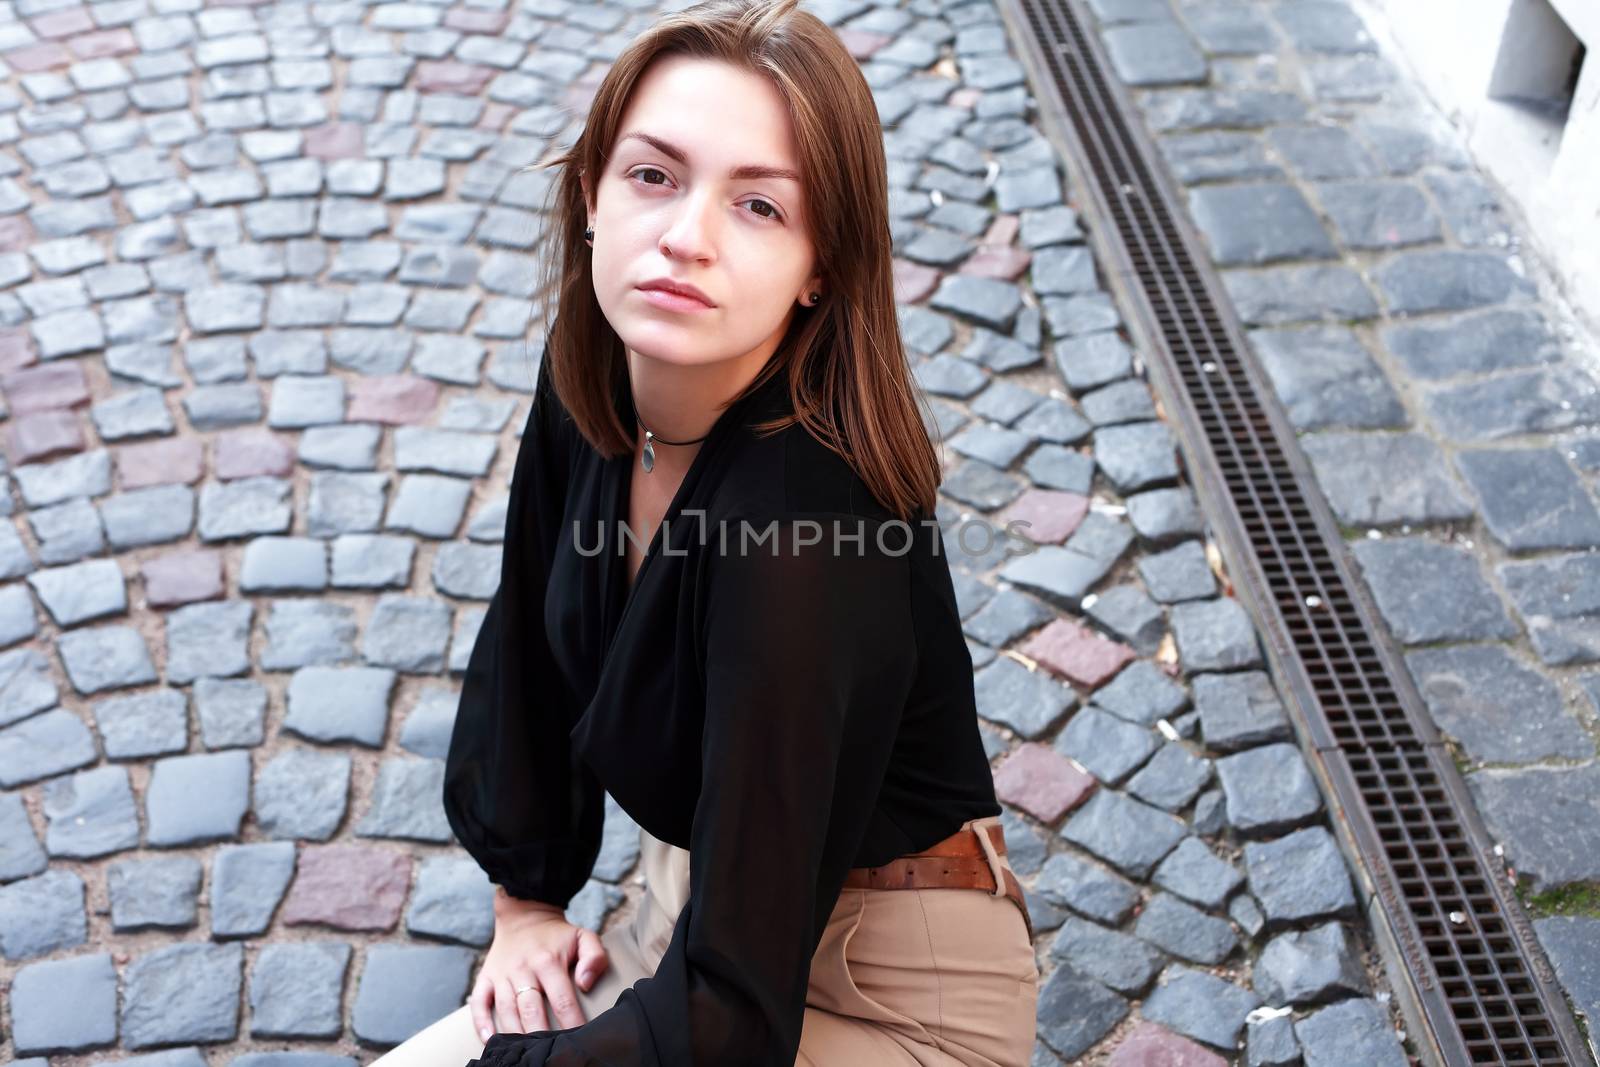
left=375, top=1, right=1039, bottom=1063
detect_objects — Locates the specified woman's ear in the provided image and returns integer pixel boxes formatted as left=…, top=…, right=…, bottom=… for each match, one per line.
left=801, top=273, right=823, bottom=306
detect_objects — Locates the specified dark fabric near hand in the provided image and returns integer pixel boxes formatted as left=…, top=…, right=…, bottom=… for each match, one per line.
left=446, top=357, right=1003, bottom=1066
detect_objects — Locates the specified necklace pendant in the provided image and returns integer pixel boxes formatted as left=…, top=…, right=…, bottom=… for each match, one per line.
left=641, top=434, right=655, bottom=473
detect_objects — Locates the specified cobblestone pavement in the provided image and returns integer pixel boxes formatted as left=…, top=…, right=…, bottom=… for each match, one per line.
left=1080, top=0, right=1600, bottom=1053
left=0, top=0, right=1433, bottom=1063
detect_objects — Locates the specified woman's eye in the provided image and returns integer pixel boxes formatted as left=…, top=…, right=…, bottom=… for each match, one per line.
left=746, top=199, right=782, bottom=222
left=627, top=168, right=781, bottom=223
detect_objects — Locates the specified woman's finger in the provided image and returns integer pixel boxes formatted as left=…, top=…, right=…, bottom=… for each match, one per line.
left=493, top=977, right=523, bottom=1035
left=573, top=928, right=609, bottom=993
left=510, top=965, right=551, bottom=1034
left=532, top=955, right=587, bottom=1030
left=469, top=975, right=496, bottom=1044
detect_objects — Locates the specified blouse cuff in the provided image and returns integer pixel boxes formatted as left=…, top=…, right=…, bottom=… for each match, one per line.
left=442, top=809, right=587, bottom=910
left=469, top=1031, right=551, bottom=1067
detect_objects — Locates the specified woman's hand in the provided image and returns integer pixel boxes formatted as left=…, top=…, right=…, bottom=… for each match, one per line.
left=469, top=888, right=610, bottom=1041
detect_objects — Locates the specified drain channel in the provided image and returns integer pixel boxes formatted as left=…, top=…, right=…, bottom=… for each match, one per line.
left=995, top=0, right=1591, bottom=1063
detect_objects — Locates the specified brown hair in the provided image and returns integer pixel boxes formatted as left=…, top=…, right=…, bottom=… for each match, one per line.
left=527, top=0, right=940, bottom=522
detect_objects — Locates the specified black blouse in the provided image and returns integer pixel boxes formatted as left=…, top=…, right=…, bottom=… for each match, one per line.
left=444, top=353, right=1003, bottom=1066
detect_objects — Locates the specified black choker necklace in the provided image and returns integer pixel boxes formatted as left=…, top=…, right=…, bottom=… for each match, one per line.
left=636, top=417, right=708, bottom=473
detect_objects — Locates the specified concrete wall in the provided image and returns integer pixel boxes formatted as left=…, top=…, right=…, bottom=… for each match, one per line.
left=1363, top=0, right=1600, bottom=335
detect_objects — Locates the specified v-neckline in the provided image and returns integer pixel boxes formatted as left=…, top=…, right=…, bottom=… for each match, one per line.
left=596, top=377, right=770, bottom=661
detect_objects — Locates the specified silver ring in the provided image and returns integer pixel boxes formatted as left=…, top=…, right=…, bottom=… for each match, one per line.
left=513, top=984, right=537, bottom=996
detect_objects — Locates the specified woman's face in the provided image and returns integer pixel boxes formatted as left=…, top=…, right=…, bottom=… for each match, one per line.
left=584, top=54, right=822, bottom=371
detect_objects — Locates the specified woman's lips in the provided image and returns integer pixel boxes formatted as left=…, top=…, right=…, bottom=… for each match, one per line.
left=636, top=286, right=716, bottom=312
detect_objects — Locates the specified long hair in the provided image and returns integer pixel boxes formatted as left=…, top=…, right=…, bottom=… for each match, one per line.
left=528, top=0, right=940, bottom=522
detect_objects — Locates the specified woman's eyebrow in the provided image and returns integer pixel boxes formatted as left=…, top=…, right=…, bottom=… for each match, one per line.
left=617, top=131, right=800, bottom=184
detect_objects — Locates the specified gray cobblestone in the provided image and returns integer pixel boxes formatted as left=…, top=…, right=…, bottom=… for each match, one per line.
left=300, top=423, right=383, bottom=470
left=107, top=342, right=184, bottom=388
left=198, top=476, right=293, bottom=541
left=0, top=868, right=87, bottom=961
left=1216, top=742, right=1324, bottom=836
left=1141, top=964, right=1260, bottom=1051
left=406, top=856, right=494, bottom=946
left=351, top=943, right=475, bottom=1046
left=330, top=533, right=417, bottom=589
left=1047, top=915, right=1162, bottom=995
left=362, top=594, right=452, bottom=672
left=92, top=688, right=187, bottom=759
left=109, top=855, right=204, bottom=931
left=241, top=536, right=329, bottom=592
left=249, top=941, right=351, bottom=1039
left=261, top=600, right=359, bottom=669
left=146, top=751, right=251, bottom=847
left=43, top=764, right=140, bottom=859
left=122, top=942, right=243, bottom=1048
left=356, top=756, right=450, bottom=843
left=165, top=600, right=253, bottom=682
left=101, top=484, right=196, bottom=548
left=1034, top=962, right=1128, bottom=1060
left=0, top=790, right=47, bottom=882
left=1134, top=890, right=1238, bottom=964
left=284, top=667, right=393, bottom=750
left=57, top=625, right=159, bottom=694
left=10, top=952, right=118, bottom=1055
left=27, top=505, right=105, bottom=572
left=211, top=841, right=297, bottom=937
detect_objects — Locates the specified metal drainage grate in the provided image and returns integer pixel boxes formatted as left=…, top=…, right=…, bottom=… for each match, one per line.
left=997, top=0, right=1592, bottom=1063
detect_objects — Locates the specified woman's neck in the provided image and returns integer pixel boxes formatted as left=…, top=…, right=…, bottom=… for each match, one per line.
left=624, top=344, right=774, bottom=446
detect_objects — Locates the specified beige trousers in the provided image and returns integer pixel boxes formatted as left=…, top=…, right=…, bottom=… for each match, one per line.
left=373, top=815, right=1039, bottom=1066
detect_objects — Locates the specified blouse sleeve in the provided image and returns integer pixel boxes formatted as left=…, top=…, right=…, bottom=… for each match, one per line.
left=468, top=515, right=918, bottom=1066
left=442, top=353, right=603, bottom=909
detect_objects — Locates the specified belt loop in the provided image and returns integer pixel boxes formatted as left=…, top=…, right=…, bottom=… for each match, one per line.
left=972, top=816, right=1007, bottom=899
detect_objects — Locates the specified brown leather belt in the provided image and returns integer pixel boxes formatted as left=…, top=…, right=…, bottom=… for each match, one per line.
left=840, top=822, right=1034, bottom=941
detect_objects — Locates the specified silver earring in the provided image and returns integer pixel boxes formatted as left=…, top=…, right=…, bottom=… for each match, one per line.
left=807, top=291, right=820, bottom=305
left=584, top=226, right=594, bottom=242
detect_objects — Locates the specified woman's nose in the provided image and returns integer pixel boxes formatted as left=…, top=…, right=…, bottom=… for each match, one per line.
left=659, top=191, right=717, bottom=260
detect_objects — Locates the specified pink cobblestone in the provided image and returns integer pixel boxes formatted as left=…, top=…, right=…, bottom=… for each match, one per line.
left=478, top=102, right=514, bottom=131
left=6, top=409, right=84, bottom=464
left=1019, top=618, right=1137, bottom=691
left=1106, top=1022, right=1228, bottom=1066
left=117, top=436, right=205, bottom=489
left=836, top=29, right=892, bottom=59
left=3, top=41, right=71, bottom=72
left=992, top=742, right=1097, bottom=824
left=442, top=7, right=509, bottom=33
left=348, top=375, right=440, bottom=425
left=213, top=428, right=295, bottom=480
left=893, top=259, right=940, bottom=305
left=142, top=550, right=226, bottom=608
left=2, top=362, right=90, bottom=414
left=983, top=215, right=1020, bottom=246
left=68, top=27, right=137, bottom=59
left=282, top=845, right=412, bottom=932
left=997, top=488, right=1090, bottom=545
left=415, top=60, right=495, bottom=96
left=563, top=79, right=601, bottom=116
left=960, top=244, right=1032, bottom=280
left=303, top=122, right=364, bottom=160
left=0, top=216, right=34, bottom=254
left=30, top=6, right=93, bottom=37
left=0, top=329, right=36, bottom=375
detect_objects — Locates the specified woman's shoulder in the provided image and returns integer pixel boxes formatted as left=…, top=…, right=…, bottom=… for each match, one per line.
left=715, top=415, right=900, bottom=528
